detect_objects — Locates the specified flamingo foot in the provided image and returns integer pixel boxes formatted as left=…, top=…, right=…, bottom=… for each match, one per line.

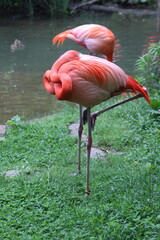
left=85, top=189, right=91, bottom=195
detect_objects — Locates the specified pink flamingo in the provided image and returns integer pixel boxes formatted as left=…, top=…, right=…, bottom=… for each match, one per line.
left=43, top=50, right=150, bottom=195
left=52, top=24, right=115, bottom=62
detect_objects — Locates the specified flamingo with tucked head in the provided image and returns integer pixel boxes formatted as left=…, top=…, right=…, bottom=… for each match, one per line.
left=43, top=50, right=150, bottom=195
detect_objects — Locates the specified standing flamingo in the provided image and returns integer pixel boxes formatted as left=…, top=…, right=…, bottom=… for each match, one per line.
left=43, top=50, right=150, bottom=195
left=52, top=24, right=115, bottom=62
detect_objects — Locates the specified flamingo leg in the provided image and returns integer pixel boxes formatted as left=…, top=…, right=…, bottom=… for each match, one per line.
left=85, top=107, right=92, bottom=195
left=83, top=94, right=143, bottom=130
left=71, top=105, right=83, bottom=176
left=77, top=105, right=83, bottom=173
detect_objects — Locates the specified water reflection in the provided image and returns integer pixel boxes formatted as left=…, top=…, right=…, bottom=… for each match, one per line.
left=113, top=39, right=122, bottom=62
left=0, top=11, right=159, bottom=123
left=143, top=32, right=160, bottom=53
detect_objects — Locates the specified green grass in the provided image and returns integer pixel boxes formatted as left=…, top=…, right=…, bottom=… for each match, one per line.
left=0, top=99, right=160, bottom=239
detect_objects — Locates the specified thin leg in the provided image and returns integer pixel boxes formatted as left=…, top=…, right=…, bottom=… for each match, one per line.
left=85, top=107, right=92, bottom=195
left=70, top=105, right=83, bottom=176
left=77, top=105, right=83, bottom=173
left=82, top=108, right=88, bottom=125
left=84, top=94, right=143, bottom=130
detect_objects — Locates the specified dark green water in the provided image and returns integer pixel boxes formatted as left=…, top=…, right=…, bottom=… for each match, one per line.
left=0, top=11, right=159, bottom=123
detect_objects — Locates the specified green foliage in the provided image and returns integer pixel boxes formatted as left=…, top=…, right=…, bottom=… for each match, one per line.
left=0, top=99, right=159, bottom=239
left=0, top=0, right=71, bottom=15
left=136, top=43, right=160, bottom=115
left=48, top=0, right=71, bottom=15
left=0, top=0, right=23, bottom=8
left=136, top=43, right=160, bottom=91
left=6, top=115, right=23, bottom=127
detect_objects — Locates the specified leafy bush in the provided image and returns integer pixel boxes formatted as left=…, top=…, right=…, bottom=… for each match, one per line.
left=136, top=43, right=160, bottom=116
left=0, top=0, right=71, bottom=15
left=0, top=0, right=23, bottom=8
left=136, top=43, right=160, bottom=91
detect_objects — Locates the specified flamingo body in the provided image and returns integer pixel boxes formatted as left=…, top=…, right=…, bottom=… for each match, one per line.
left=43, top=50, right=150, bottom=107
left=52, top=24, right=115, bottom=62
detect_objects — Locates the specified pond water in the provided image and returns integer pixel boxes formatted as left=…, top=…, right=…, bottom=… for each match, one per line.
left=0, top=10, right=159, bottom=124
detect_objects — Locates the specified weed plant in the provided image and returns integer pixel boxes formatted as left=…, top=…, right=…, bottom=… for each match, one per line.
left=0, top=97, right=159, bottom=239
left=136, top=42, right=160, bottom=91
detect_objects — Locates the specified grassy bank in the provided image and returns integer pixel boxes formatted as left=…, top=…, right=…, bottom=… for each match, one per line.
left=0, top=97, right=159, bottom=239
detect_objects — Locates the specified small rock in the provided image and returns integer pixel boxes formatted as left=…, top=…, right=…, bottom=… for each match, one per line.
left=4, top=170, right=20, bottom=177
left=0, top=125, right=6, bottom=137
left=90, top=147, right=106, bottom=158
left=68, top=122, right=87, bottom=140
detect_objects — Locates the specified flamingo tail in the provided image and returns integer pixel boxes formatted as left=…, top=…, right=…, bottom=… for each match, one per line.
left=126, top=76, right=151, bottom=105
